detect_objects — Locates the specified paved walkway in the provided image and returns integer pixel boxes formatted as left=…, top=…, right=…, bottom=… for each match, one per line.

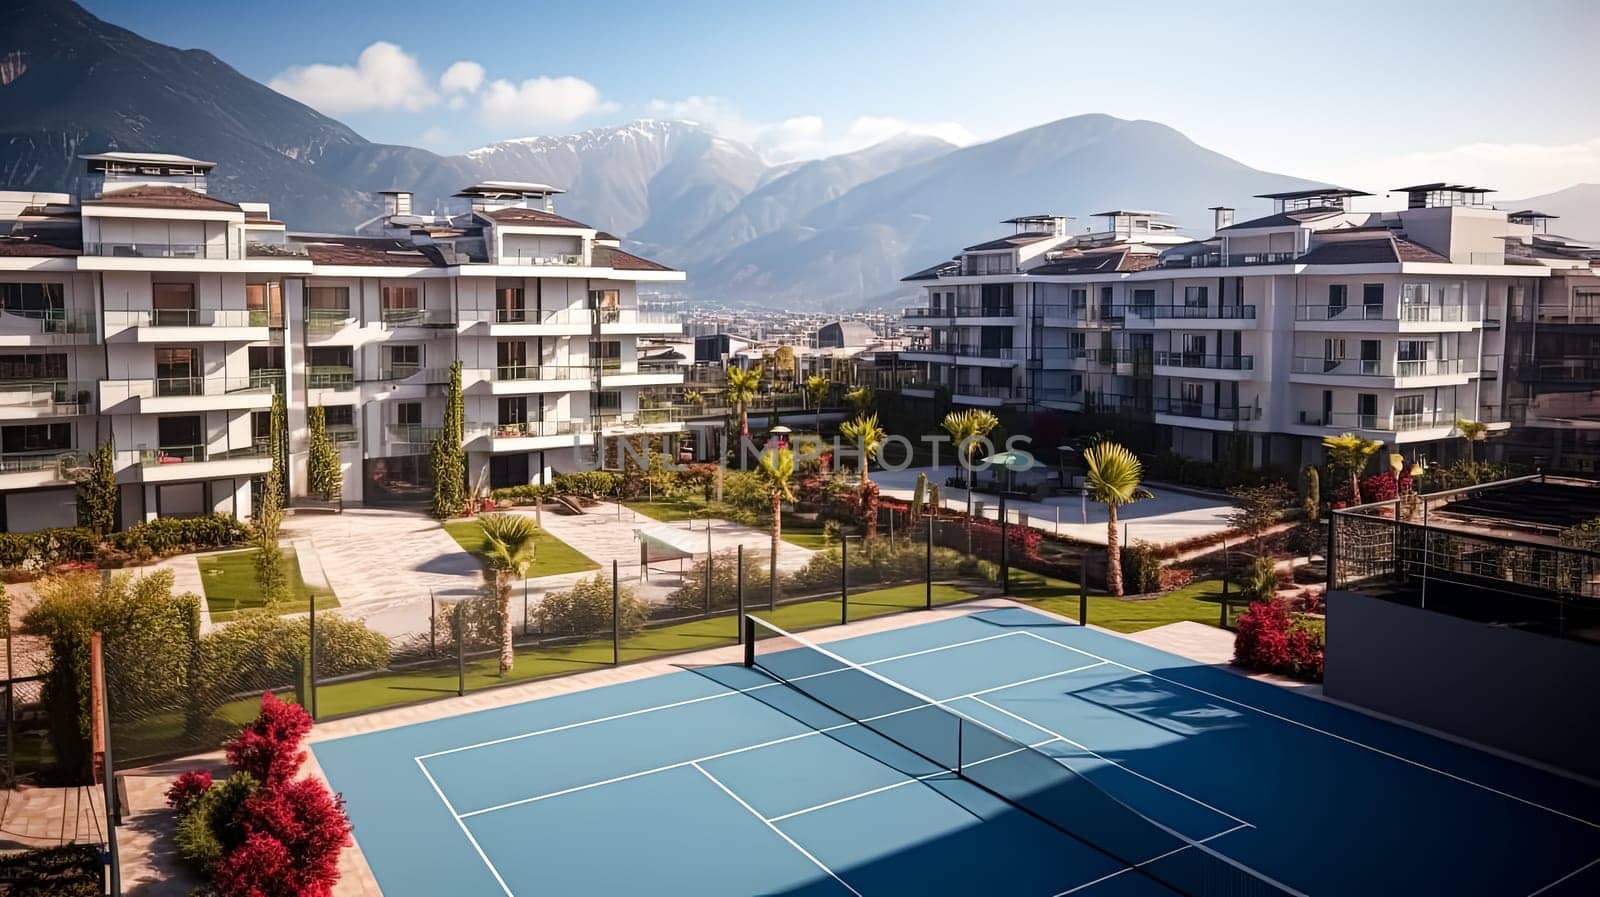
left=874, top=466, right=1237, bottom=548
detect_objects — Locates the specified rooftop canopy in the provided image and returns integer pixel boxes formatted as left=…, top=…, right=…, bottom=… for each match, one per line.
left=454, top=181, right=566, bottom=198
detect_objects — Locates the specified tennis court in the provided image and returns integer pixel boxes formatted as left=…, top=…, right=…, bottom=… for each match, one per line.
left=314, top=607, right=1600, bottom=896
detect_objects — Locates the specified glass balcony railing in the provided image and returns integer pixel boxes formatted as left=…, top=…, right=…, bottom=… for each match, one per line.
left=594, top=308, right=682, bottom=326
left=1128, top=304, right=1256, bottom=320
left=1151, top=397, right=1257, bottom=421
left=1153, top=352, right=1254, bottom=371
left=386, top=424, right=443, bottom=447
left=0, top=309, right=95, bottom=335
left=1296, top=410, right=1460, bottom=432
left=495, top=364, right=590, bottom=382
left=1291, top=357, right=1476, bottom=378
left=0, top=449, right=83, bottom=479
left=83, top=241, right=233, bottom=260
left=380, top=307, right=456, bottom=327
left=1295, top=304, right=1388, bottom=322
left=306, top=366, right=355, bottom=389
left=0, top=380, right=95, bottom=415
left=106, top=309, right=268, bottom=328
left=306, top=308, right=353, bottom=333
left=595, top=407, right=684, bottom=429
left=138, top=443, right=270, bottom=467
left=150, top=376, right=280, bottom=398
left=375, top=364, right=449, bottom=383
left=327, top=424, right=359, bottom=445
left=487, top=419, right=586, bottom=439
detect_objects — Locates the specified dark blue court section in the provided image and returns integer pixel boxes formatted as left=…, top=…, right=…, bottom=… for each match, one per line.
left=314, top=609, right=1600, bottom=897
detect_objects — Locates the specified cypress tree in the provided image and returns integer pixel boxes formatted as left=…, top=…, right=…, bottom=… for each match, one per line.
left=307, top=406, right=343, bottom=501
left=269, top=392, right=288, bottom=503
left=76, top=438, right=118, bottom=536
left=431, top=361, right=466, bottom=518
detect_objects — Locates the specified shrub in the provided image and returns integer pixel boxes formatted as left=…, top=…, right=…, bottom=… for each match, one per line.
left=213, top=777, right=352, bottom=897
left=1356, top=470, right=1412, bottom=504
left=1233, top=599, right=1324, bottom=682
left=0, top=527, right=98, bottom=571
left=536, top=574, right=646, bottom=638
left=664, top=550, right=773, bottom=615
left=109, top=513, right=252, bottom=557
left=0, top=845, right=104, bottom=897
left=1286, top=618, right=1325, bottom=680
left=173, top=771, right=259, bottom=874
left=1235, top=555, right=1281, bottom=605
left=203, top=613, right=389, bottom=687
left=166, top=769, right=215, bottom=813
left=224, top=692, right=312, bottom=788
left=784, top=539, right=976, bottom=593
left=489, top=483, right=554, bottom=505
left=1121, top=541, right=1163, bottom=595
left=551, top=470, right=620, bottom=500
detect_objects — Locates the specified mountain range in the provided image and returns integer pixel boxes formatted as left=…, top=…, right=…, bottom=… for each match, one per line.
left=2, top=0, right=1588, bottom=308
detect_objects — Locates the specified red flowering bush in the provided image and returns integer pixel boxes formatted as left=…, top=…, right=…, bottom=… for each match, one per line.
left=1356, top=471, right=1412, bottom=504
left=166, top=769, right=214, bottom=813
left=169, top=693, right=351, bottom=897
left=224, top=691, right=312, bottom=788
left=1234, top=598, right=1324, bottom=682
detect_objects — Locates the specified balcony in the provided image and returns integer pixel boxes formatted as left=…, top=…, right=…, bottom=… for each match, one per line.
left=903, top=307, right=955, bottom=321
left=306, top=308, right=354, bottom=335
left=1158, top=251, right=1298, bottom=269
left=949, top=384, right=1020, bottom=406
left=487, top=364, right=592, bottom=395
left=1290, top=356, right=1477, bottom=382
left=1127, top=304, right=1256, bottom=322
left=595, top=308, right=683, bottom=334
left=599, top=359, right=685, bottom=388
left=1037, top=304, right=1126, bottom=327
left=104, top=308, right=270, bottom=342
left=1293, top=409, right=1463, bottom=435
left=471, top=418, right=594, bottom=451
left=375, top=364, right=450, bottom=384
left=596, top=407, right=685, bottom=432
left=135, top=442, right=272, bottom=482
left=0, top=381, right=96, bottom=419
left=385, top=424, right=443, bottom=451
left=1153, top=352, right=1254, bottom=372
left=0, top=309, right=96, bottom=345
left=380, top=307, right=456, bottom=329
left=494, top=251, right=585, bottom=267
left=83, top=241, right=233, bottom=260
left=1152, top=396, right=1257, bottom=424
left=1516, top=356, right=1600, bottom=383
left=306, top=366, right=355, bottom=390
left=99, top=376, right=277, bottom=413
left=901, top=345, right=1019, bottom=364
left=0, top=450, right=85, bottom=488
left=327, top=424, right=359, bottom=445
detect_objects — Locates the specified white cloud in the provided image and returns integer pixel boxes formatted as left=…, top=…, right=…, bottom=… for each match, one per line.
left=646, top=96, right=974, bottom=162
left=268, top=41, right=436, bottom=114
left=480, top=76, right=614, bottom=127
left=1324, top=137, right=1600, bottom=199
left=439, top=61, right=485, bottom=94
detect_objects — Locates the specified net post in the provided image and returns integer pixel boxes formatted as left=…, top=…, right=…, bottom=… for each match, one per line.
left=612, top=560, right=621, bottom=666
left=955, top=717, right=963, bottom=777
left=736, top=545, right=745, bottom=642
left=742, top=616, right=755, bottom=667
left=840, top=535, right=849, bottom=625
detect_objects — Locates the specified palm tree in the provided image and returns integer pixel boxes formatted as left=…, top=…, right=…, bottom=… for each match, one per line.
left=1322, top=432, right=1384, bottom=505
left=1455, top=418, right=1489, bottom=464
left=845, top=385, right=874, bottom=415
left=839, top=414, right=885, bottom=487
left=756, top=447, right=797, bottom=608
left=941, top=409, right=1000, bottom=495
left=804, top=374, right=830, bottom=434
left=1083, top=442, right=1153, bottom=597
left=725, top=364, right=762, bottom=441
left=479, top=513, right=538, bottom=673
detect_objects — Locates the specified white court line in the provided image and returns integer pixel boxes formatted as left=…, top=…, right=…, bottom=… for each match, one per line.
left=416, top=630, right=1023, bottom=761
left=1018, top=630, right=1600, bottom=832
left=968, top=695, right=1251, bottom=828
left=691, top=762, right=864, bottom=897
left=1527, top=854, right=1600, bottom=897
left=457, top=662, right=1107, bottom=819
left=764, top=737, right=1062, bottom=824
left=413, top=757, right=515, bottom=897
left=1051, top=823, right=1250, bottom=896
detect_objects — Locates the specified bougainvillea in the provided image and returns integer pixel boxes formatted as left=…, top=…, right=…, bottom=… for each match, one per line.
left=223, top=692, right=312, bottom=788
left=165, top=769, right=214, bottom=814
left=212, top=778, right=352, bottom=897
left=1234, top=598, right=1324, bottom=682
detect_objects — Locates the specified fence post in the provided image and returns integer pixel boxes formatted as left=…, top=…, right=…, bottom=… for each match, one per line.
left=523, top=579, right=530, bottom=637
left=93, top=631, right=120, bottom=896
left=736, top=545, right=745, bottom=642
left=4, top=613, right=13, bottom=784
left=612, top=560, right=621, bottom=666
left=704, top=549, right=713, bottom=617
left=1078, top=554, right=1088, bottom=626
left=925, top=518, right=934, bottom=610
left=308, top=589, right=318, bottom=722
left=455, top=605, right=466, bottom=698
left=840, top=536, right=849, bottom=625
left=429, top=590, right=437, bottom=658
left=1326, top=511, right=1337, bottom=590
left=998, top=493, right=1010, bottom=595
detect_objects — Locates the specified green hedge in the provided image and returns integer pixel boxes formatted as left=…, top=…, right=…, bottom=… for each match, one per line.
left=664, top=550, right=774, bottom=614
left=551, top=471, right=620, bottom=500
left=0, top=528, right=97, bottom=570
left=110, top=513, right=253, bottom=556
left=537, top=574, right=645, bottom=637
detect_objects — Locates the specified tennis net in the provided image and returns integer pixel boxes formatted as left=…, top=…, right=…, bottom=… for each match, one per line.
left=742, top=615, right=1305, bottom=897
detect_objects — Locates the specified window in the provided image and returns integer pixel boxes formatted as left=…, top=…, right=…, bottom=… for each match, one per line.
left=381, top=285, right=419, bottom=323
left=1070, top=288, right=1087, bottom=311
left=1323, top=338, right=1345, bottom=373
left=322, top=405, right=354, bottom=426
left=252, top=411, right=271, bottom=440
left=1179, top=381, right=1205, bottom=413
left=1067, top=332, right=1086, bottom=353
left=152, top=283, right=196, bottom=325
left=1328, top=284, right=1348, bottom=317
left=0, top=282, right=65, bottom=316
left=498, top=396, right=528, bottom=426
left=589, top=289, right=620, bottom=323
left=496, top=283, right=526, bottom=322
left=1396, top=340, right=1429, bottom=362
left=1360, top=340, right=1381, bottom=375
left=1362, top=283, right=1383, bottom=316
left=589, top=340, right=622, bottom=371
left=1069, top=374, right=1083, bottom=394
left=155, top=347, right=200, bottom=395
left=1, top=422, right=72, bottom=454
left=497, top=341, right=528, bottom=377
left=386, top=344, right=421, bottom=375
left=396, top=402, right=422, bottom=426
left=1099, top=286, right=1114, bottom=316
left=594, top=390, right=622, bottom=413
left=1181, top=334, right=1206, bottom=356
left=157, top=416, right=202, bottom=450
left=1132, top=289, right=1156, bottom=310
left=0, top=353, right=67, bottom=381
left=1183, top=285, right=1208, bottom=308
left=307, top=286, right=349, bottom=311
left=1357, top=394, right=1378, bottom=428
left=245, top=282, right=281, bottom=326
left=1395, top=394, right=1425, bottom=424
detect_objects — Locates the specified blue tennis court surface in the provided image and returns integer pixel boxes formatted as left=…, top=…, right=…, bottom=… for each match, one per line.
left=314, top=608, right=1600, bottom=896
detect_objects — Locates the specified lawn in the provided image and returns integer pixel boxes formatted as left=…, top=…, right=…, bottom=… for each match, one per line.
left=1025, top=577, right=1240, bottom=633
left=197, top=548, right=339, bottom=623
left=625, top=497, right=831, bottom=549
left=443, top=518, right=598, bottom=578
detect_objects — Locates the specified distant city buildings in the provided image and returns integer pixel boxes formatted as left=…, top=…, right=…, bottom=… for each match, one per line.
left=900, top=189, right=1600, bottom=471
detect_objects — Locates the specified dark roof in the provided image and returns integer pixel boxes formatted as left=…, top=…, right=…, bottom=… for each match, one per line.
left=1393, top=183, right=1495, bottom=194
left=1255, top=187, right=1372, bottom=200
left=295, top=237, right=444, bottom=267
left=1030, top=247, right=1156, bottom=275
left=1000, top=215, right=1064, bottom=224
left=83, top=186, right=241, bottom=212
left=598, top=246, right=675, bottom=271
left=901, top=259, right=959, bottom=281
left=595, top=231, right=620, bottom=242
left=1508, top=210, right=1559, bottom=221
left=1296, top=235, right=1447, bottom=265
left=1219, top=208, right=1343, bottom=231
left=476, top=207, right=592, bottom=229
left=1394, top=236, right=1447, bottom=263
left=962, top=232, right=1054, bottom=252
left=0, top=239, right=79, bottom=257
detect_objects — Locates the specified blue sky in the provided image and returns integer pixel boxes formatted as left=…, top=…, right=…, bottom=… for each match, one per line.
left=82, top=0, right=1600, bottom=195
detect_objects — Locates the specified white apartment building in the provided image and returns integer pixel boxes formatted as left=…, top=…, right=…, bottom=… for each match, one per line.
left=902, top=187, right=1567, bottom=470
left=0, top=154, right=683, bottom=531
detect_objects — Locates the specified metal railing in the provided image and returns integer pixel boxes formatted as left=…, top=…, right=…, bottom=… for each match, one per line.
left=150, top=376, right=280, bottom=398
left=306, top=366, right=355, bottom=389
left=137, top=443, right=270, bottom=466
left=906, top=345, right=1017, bottom=360
left=1291, top=357, right=1477, bottom=378
left=1295, top=304, right=1388, bottom=321
left=1157, top=251, right=1299, bottom=269
left=83, top=241, right=233, bottom=260
left=380, top=307, right=455, bottom=327
left=1399, top=304, right=1478, bottom=323
left=596, top=407, right=685, bottom=429
left=0, top=449, right=83, bottom=479
left=0, top=380, right=95, bottom=415
left=950, top=384, right=1020, bottom=400
left=377, top=364, right=450, bottom=383
left=1297, top=409, right=1461, bottom=432
left=485, top=419, right=587, bottom=439
left=1152, top=352, right=1253, bottom=371
left=495, top=364, right=591, bottom=382
left=498, top=251, right=585, bottom=266
left=1151, top=397, right=1257, bottom=421
left=1128, top=304, right=1256, bottom=320
left=327, top=424, right=359, bottom=445
left=306, top=308, right=353, bottom=332
left=386, top=424, right=443, bottom=447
